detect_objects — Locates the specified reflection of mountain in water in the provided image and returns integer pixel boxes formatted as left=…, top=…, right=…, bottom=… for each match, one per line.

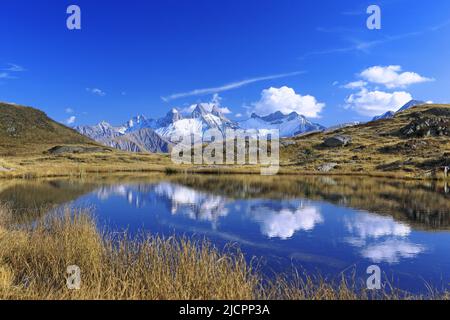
left=247, top=201, right=323, bottom=239
left=93, top=182, right=229, bottom=228
left=153, top=182, right=229, bottom=226
left=344, top=212, right=425, bottom=264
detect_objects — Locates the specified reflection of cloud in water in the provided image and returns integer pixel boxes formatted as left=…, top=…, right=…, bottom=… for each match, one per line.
left=94, top=183, right=229, bottom=226
left=361, top=240, right=425, bottom=264
left=95, top=185, right=147, bottom=207
left=249, top=202, right=323, bottom=240
left=154, top=183, right=228, bottom=226
left=345, top=212, right=424, bottom=264
left=346, top=213, right=411, bottom=239
left=96, top=185, right=128, bottom=200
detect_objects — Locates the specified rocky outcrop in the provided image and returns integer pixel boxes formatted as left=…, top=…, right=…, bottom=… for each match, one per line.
left=400, top=117, right=449, bottom=137
left=323, top=135, right=352, bottom=147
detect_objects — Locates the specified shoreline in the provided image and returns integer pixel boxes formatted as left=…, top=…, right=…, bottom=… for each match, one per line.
left=1, top=161, right=448, bottom=181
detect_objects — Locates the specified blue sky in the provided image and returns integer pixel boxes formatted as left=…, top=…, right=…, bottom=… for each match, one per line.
left=1, top=0, right=449, bottom=127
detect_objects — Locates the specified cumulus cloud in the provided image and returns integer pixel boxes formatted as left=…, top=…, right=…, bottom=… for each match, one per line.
left=235, top=113, right=243, bottom=118
left=360, top=65, right=433, bottom=89
left=66, top=116, right=76, bottom=125
left=65, top=108, right=74, bottom=114
left=345, top=88, right=412, bottom=116
left=86, top=88, right=106, bottom=96
left=252, top=86, right=324, bottom=118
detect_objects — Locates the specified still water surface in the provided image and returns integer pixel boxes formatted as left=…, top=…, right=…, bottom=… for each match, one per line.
left=2, top=175, right=449, bottom=293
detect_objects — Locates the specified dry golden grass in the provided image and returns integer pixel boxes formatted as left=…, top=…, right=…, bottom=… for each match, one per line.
left=0, top=205, right=448, bottom=300
left=1, top=104, right=450, bottom=180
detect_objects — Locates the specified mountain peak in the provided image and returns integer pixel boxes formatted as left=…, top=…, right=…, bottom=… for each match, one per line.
left=157, top=108, right=183, bottom=127
left=191, top=104, right=209, bottom=118
left=211, top=104, right=223, bottom=117
left=397, top=100, right=426, bottom=113
left=260, top=111, right=286, bottom=122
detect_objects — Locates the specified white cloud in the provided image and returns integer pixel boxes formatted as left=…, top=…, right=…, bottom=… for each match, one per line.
left=235, top=113, right=243, bottom=118
left=252, top=86, right=324, bottom=118
left=342, top=80, right=367, bottom=89
left=0, top=72, right=10, bottom=79
left=162, top=71, right=304, bottom=101
left=346, top=88, right=412, bottom=116
left=86, top=88, right=106, bottom=96
left=360, top=65, right=433, bottom=89
left=65, top=108, right=74, bottom=114
left=66, top=116, right=76, bottom=125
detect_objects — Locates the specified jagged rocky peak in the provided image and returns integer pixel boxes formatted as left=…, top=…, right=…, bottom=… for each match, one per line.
left=261, top=111, right=286, bottom=122
left=211, top=104, right=224, bottom=117
left=126, top=114, right=147, bottom=127
left=191, top=103, right=210, bottom=118
left=157, top=108, right=183, bottom=127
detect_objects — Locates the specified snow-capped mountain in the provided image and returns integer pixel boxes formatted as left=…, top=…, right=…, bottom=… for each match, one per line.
left=372, top=111, right=396, bottom=121
left=371, top=100, right=426, bottom=121
left=397, top=100, right=426, bottom=113
left=124, top=115, right=157, bottom=131
left=74, top=104, right=324, bottom=152
left=238, top=111, right=325, bottom=138
left=74, top=121, right=126, bottom=141
left=155, top=104, right=238, bottom=142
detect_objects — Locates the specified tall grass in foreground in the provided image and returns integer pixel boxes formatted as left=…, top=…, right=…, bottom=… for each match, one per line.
left=0, top=205, right=448, bottom=300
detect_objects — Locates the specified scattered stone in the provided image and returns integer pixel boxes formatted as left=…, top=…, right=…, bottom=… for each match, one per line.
left=317, top=162, right=338, bottom=172
left=280, top=140, right=296, bottom=147
left=379, top=139, right=437, bottom=155
left=323, top=135, right=352, bottom=147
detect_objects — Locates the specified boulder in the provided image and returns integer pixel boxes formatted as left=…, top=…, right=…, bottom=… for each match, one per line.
left=317, top=162, right=338, bottom=172
left=323, top=135, right=352, bottom=147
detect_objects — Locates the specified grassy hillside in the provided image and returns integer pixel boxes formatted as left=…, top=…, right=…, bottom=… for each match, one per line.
left=0, top=102, right=101, bottom=155
left=0, top=102, right=449, bottom=179
left=281, top=104, right=450, bottom=179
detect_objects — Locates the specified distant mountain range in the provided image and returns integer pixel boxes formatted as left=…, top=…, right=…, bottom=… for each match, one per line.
left=74, top=103, right=324, bottom=153
left=371, top=100, right=426, bottom=121
left=73, top=99, right=429, bottom=154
